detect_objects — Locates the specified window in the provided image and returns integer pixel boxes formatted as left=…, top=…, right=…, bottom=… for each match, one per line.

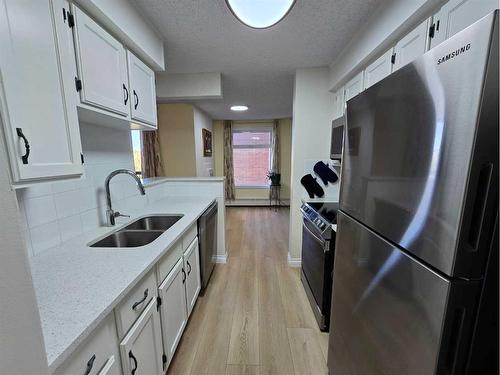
left=233, top=129, right=272, bottom=187
left=131, top=130, right=142, bottom=175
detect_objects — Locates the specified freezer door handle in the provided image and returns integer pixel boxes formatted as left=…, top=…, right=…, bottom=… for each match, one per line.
left=437, top=281, right=480, bottom=374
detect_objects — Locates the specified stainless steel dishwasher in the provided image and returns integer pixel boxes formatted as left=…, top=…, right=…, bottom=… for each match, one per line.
left=198, top=201, right=218, bottom=293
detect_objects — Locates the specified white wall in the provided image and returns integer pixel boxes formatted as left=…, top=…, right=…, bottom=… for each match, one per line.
left=288, top=67, right=336, bottom=262
left=17, top=123, right=148, bottom=256
left=156, top=73, right=222, bottom=100
left=75, top=0, right=165, bottom=70
left=328, top=0, right=445, bottom=90
left=0, top=118, right=49, bottom=374
left=193, top=107, right=214, bottom=177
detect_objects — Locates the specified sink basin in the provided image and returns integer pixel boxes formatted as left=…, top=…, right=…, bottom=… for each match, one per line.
left=89, top=230, right=164, bottom=248
left=123, top=215, right=183, bottom=231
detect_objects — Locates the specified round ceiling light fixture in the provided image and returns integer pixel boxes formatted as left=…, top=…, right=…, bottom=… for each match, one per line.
left=226, top=0, right=296, bottom=29
left=230, top=105, right=249, bottom=111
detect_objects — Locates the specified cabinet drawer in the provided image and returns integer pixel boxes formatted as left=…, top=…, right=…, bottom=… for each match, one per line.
left=183, top=223, right=198, bottom=250
left=157, top=239, right=183, bottom=284
left=115, top=270, right=157, bottom=338
left=53, top=314, right=120, bottom=375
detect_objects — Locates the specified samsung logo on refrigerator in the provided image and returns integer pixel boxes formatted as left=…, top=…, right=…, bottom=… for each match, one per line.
left=437, top=43, right=471, bottom=65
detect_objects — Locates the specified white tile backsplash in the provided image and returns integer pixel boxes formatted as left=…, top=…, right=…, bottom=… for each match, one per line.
left=30, top=221, right=61, bottom=256
left=18, top=122, right=140, bottom=256
left=23, top=195, right=58, bottom=228
left=58, top=214, right=83, bottom=242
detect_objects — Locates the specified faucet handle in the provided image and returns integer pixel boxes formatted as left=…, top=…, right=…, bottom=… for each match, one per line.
left=114, top=211, right=130, bottom=219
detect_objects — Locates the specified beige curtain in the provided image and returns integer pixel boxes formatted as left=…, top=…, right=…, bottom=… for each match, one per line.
left=141, top=130, right=163, bottom=178
left=223, top=120, right=235, bottom=200
left=271, top=119, right=280, bottom=173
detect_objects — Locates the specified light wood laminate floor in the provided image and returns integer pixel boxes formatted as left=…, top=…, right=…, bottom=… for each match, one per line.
left=168, top=207, right=329, bottom=375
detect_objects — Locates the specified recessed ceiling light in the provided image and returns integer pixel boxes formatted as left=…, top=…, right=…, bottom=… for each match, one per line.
left=226, top=0, right=296, bottom=29
left=230, top=105, right=248, bottom=111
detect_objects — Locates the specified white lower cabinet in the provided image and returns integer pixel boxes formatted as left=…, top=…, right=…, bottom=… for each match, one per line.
left=184, top=238, right=201, bottom=317
left=53, top=314, right=121, bottom=375
left=158, top=258, right=188, bottom=366
left=119, top=298, right=164, bottom=375
left=55, top=229, right=203, bottom=375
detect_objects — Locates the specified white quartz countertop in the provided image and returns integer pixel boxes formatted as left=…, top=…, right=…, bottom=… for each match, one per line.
left=29, top=196, right=215, bottom=373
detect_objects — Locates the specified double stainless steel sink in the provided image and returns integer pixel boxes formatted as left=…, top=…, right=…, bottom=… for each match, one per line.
left=89, top=215, right=183, bottom=248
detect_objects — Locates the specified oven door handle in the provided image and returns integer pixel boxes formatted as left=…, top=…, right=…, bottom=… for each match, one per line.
left=303, top=221, right=329, bottom=252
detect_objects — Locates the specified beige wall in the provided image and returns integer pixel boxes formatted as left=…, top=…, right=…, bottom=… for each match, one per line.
left=213, top=118, right=292, bottom=200
left=157, top=103, right=197, bottom=177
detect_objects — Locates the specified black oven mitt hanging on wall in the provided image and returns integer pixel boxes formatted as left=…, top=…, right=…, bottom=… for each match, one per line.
left=300, top=174, right=325, bottom=198
left=313, top=161, right=338, bottom=185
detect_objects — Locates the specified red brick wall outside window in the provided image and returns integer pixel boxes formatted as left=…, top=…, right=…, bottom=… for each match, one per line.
left=233, top=130, right=272, bottom=187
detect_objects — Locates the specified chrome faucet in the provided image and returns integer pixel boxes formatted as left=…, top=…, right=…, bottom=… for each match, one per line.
left=105, top=169, right=145, bottom=226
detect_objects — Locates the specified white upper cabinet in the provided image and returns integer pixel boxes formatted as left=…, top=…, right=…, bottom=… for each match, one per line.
left=127, top=51, right=158, bottom=127
left=0, top=0, right=83, bottom=183
left=393, top=19, right=430, bottom=71
left=430, top=0, right=499, bottom=49
left=363, top=48, right=395, bottom=89
left=184, top=238, right=201, bottom=317
left=72, top=5, right=129, bottom=117
left=333, top=87, right=345, bottom=119
left=344, top=71, right=364, bottom=103
left=119, top=298, right=164, bottom=375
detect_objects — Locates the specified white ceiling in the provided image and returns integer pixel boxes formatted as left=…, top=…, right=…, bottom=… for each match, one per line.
left=134, top=0, right=383, bottom=120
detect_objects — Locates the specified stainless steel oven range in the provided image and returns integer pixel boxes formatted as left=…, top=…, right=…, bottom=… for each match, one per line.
left=300, top=201, right=338, bottom=331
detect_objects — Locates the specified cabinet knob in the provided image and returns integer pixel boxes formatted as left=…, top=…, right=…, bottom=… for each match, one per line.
left=131, top=288, right=149, bottom=310
left=182, top=268, right=186, bottom=284
left=129, top=350, right=138, bottom=375
left=16, top=128, right=30, bottom=164
left=187, top=260, right=192, bottom=275
left=84, top=354, right=96, bottom=375
left=133, top=90, right=139, bottom=110
left=123, top=84, right=129, bottom=105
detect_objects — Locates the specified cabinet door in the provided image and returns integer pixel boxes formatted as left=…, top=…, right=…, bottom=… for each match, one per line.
left=127, top=51, right=157, bottom=127
left=393, top=19, right=430, bottom=71
left=344, top=71, right=364, bottom=103
left=363, top=48, right=394, bottom=89
left=430, top=0, right=499, bottom=49
left=158, top=258, right=188, bottom=366
left=0, top=0, right=83, bottom=182
left=97, top=356, right=120, bottom=375
left=72, top=5, right=129, bottom=116
left=333, top=87, right=345, bottom=119
left=53, top=314, right=120, bottom=375
left=184, top=238, right=201, bottom=316
left=120, top=298, right=164, bottom=375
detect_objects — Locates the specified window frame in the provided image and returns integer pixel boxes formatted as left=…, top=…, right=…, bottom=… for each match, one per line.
left=232, top=127, right=273, bottom=188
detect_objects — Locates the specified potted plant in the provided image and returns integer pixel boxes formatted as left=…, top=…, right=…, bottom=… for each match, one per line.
left=267, top=171, right=281, bottom=186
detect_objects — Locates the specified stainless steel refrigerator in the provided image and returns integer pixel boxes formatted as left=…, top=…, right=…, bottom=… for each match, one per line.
left=328, top=11, right=498, bottom=375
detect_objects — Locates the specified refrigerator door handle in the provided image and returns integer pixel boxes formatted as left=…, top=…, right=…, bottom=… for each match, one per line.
left=467, top=163, right=493, bottom=250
